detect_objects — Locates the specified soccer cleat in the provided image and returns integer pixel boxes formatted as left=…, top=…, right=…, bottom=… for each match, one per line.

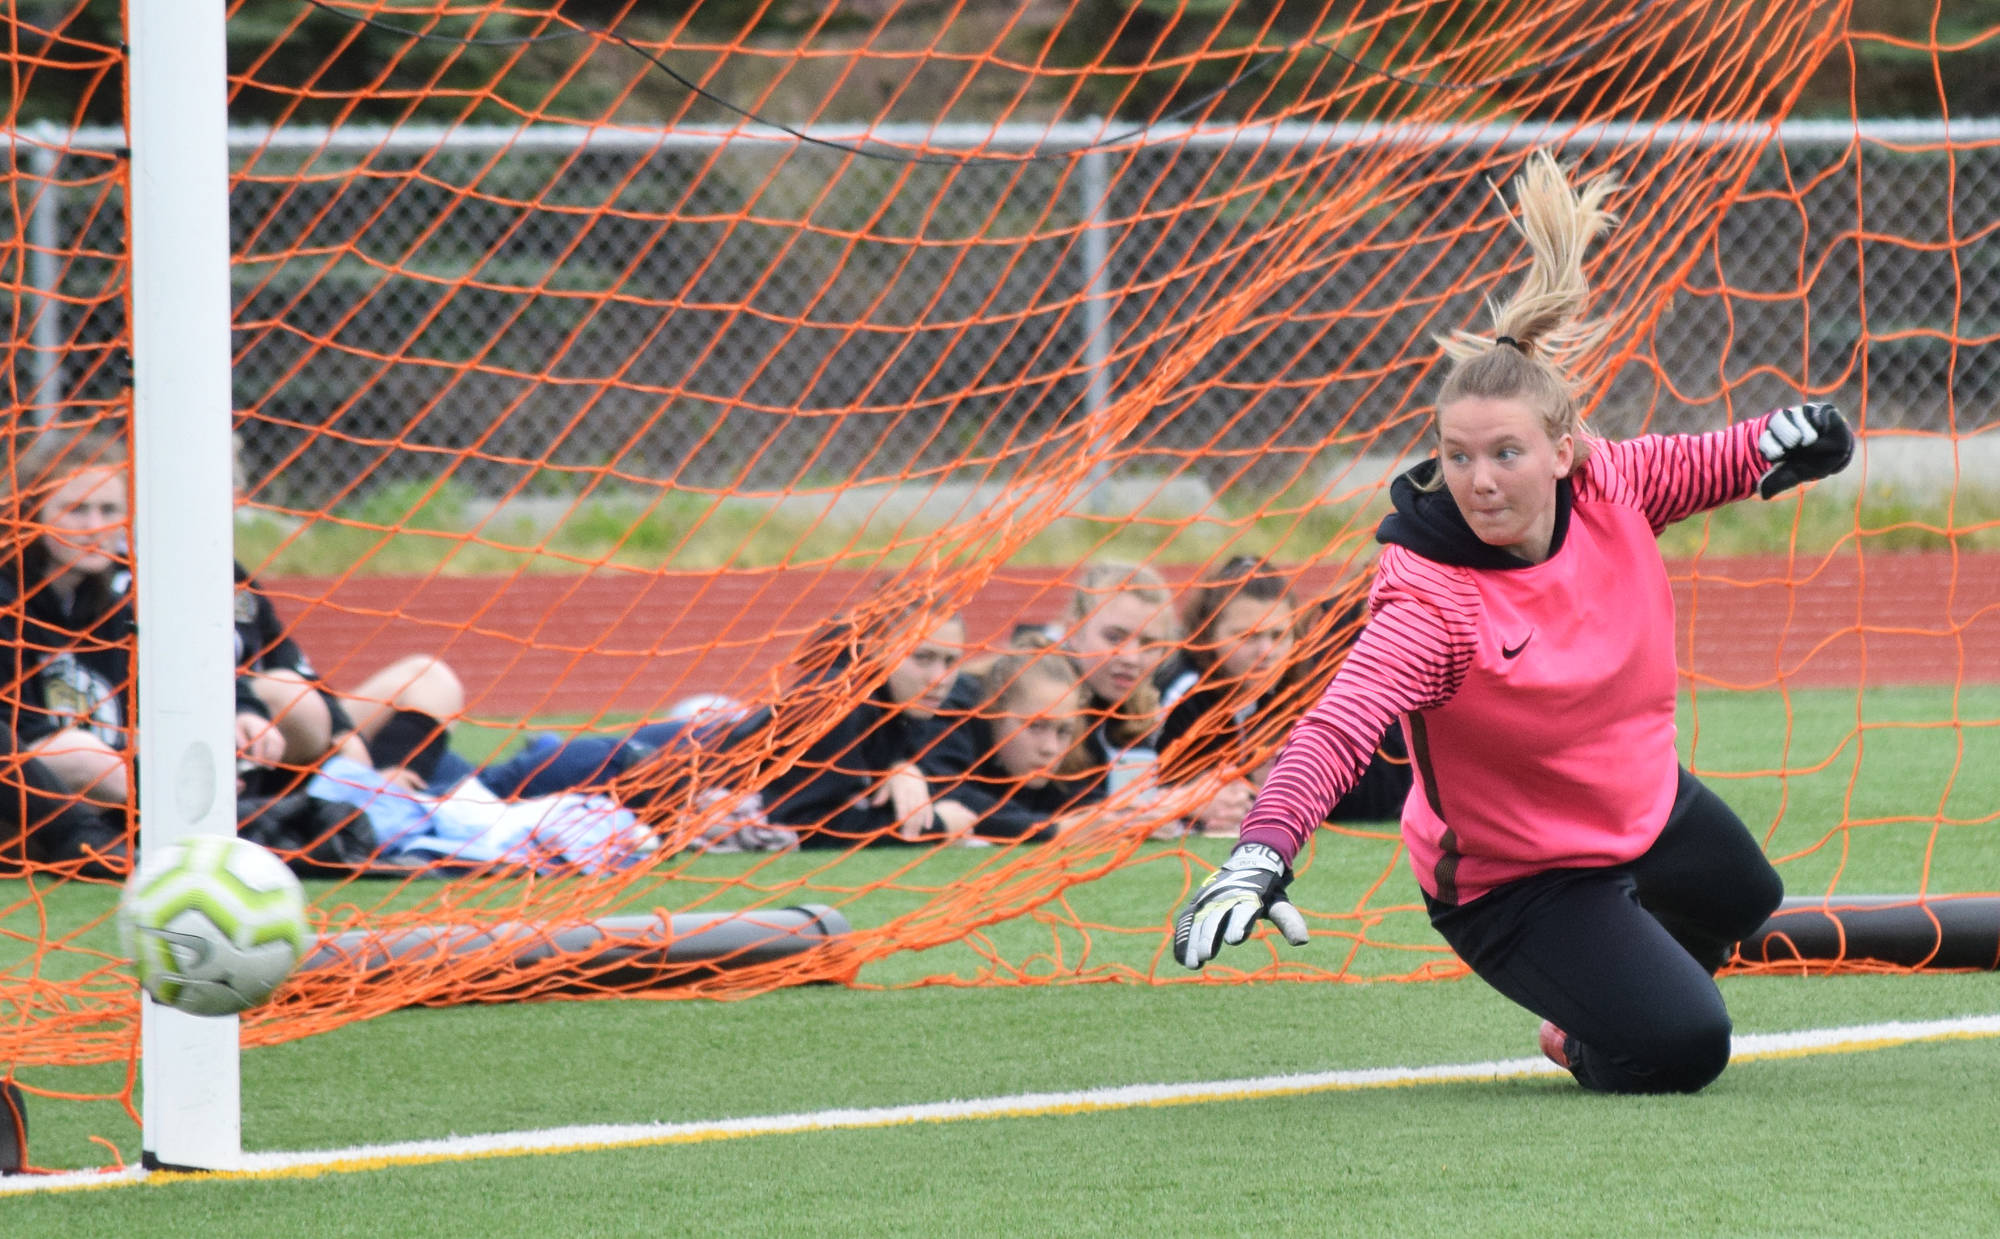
left=1538, top=1020, right=1572, bottom=1071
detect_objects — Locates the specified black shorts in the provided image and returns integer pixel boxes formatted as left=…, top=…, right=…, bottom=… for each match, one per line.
left=1424, top=767, right=1784, bottom=1094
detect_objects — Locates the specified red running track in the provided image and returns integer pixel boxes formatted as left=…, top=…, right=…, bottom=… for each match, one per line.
left=261, top=553, right=2000, bottom=721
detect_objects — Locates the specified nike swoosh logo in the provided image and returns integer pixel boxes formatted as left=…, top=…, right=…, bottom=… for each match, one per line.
left=1501, top=632, right=1534, bottom=659
left=147, top=926, right=214, bottom=972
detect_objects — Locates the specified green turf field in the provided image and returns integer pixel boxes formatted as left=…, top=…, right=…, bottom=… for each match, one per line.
left=7, top=685, right=2000, bottom=1235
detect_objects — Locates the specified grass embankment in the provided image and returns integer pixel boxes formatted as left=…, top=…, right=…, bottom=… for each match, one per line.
left=236, top=474, right=2000, bottom=577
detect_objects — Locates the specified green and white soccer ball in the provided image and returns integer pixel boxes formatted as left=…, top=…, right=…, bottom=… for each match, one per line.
left=117, top=834, right=309, bottom=1017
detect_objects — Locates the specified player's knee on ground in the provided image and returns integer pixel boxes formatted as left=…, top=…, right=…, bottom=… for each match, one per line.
left=1595, top=1009, right=1732, bottom=1095
left=1654, top=1014, right=1733, bottom=1093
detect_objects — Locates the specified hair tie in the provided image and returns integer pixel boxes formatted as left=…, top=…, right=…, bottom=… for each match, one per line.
left=1494, top=335, right=1525, bottom=352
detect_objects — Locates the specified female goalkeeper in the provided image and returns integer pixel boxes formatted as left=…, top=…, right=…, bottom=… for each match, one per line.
left=1173, top=151, right=1853, bottom=1095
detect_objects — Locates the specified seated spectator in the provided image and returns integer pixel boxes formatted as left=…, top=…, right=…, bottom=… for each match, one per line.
left=470, top=605, right=968, bottom=851
left=1156, top=559, right=1414, bottom=835
left=1047, top=561, right=1182, bottom=798
left=230, top=435, right=470, bottom=793
left=759, top=607, right=966, bottom=848
left=1155, top=557, right=1306, bottom=835
left=921, top=641, right=1096, bottom=843
left=0, top=423, right=468, bottom=875
left=2, top=423, right=284, bottom=810
left=234, top=567, right=470, bottom=794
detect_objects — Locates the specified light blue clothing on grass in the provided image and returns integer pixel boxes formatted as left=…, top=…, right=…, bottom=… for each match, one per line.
left=306, top=755, right=657, bottom=874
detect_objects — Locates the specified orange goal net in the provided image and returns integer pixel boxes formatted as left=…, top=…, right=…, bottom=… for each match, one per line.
left=5, top=0, right=1999, bottom=1114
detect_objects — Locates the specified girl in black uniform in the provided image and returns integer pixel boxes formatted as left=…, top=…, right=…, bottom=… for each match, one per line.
left=920, top=642, right=1096, bottom=842
left=760, top=609, right=967, bottom=848
left=4, top=424, right=281, bottom=809
left=1155, top=560, right=1307, bottom=835
left=1155, top=561, right=1413, bottom=837
left=1047, top=561, right=1181, bottom=800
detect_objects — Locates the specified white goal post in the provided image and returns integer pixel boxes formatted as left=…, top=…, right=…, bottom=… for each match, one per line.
left=127, top=0, right=241, bottom=1172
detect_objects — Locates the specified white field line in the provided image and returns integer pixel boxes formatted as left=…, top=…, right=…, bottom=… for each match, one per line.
left=8, top=1011, right=1998, bottom=1196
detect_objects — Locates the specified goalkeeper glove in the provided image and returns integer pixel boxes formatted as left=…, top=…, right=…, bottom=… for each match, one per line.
left=1173, top=842, right=1310, bottom=970
left=1757, top=402, right=1853, bottom=499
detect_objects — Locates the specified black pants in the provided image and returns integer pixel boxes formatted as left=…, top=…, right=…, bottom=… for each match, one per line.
left=0, top=734, right=125, bottom=876
left=1425, top=768, right=1783, bottom=1094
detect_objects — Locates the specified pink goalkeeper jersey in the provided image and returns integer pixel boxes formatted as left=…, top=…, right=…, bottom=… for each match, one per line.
left=1238, top=418, right=1771, bottom=904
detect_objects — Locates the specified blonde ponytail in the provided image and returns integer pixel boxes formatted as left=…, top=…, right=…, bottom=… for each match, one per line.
left=1430, top=150, right=1621, bottom=467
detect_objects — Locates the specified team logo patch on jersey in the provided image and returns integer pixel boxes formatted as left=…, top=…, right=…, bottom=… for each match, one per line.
left=40, top=652, right=123, bottom=744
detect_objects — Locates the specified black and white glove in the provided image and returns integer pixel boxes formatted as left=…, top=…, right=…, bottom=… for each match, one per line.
left=1757, top=402, right=1853, bottom=499
left=1173, top=842, right=1310, bottom=970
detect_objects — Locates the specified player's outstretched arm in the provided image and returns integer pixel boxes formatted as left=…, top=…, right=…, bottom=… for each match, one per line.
left=1757, top=402, right=1853, bottom=499
left=1173, top=842, right=1310, bottom=970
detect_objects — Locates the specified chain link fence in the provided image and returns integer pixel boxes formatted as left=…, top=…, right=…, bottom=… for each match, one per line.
left=12, top=120, right=1996, bottom=511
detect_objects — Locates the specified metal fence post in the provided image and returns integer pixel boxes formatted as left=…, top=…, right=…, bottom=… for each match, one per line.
left=25, top=128, right=61, bottom=422
left=1078, top=128, right=1114, bottom=507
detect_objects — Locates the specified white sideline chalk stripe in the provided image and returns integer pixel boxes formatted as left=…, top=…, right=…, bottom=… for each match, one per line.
left=1732, top=1013, right=2000, bottom=1058
left=8, top=1011, right=1998, bottom=1195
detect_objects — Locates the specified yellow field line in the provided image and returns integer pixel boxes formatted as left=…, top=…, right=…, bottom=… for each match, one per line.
left=9, top=1012, right=1997, bottom=1196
